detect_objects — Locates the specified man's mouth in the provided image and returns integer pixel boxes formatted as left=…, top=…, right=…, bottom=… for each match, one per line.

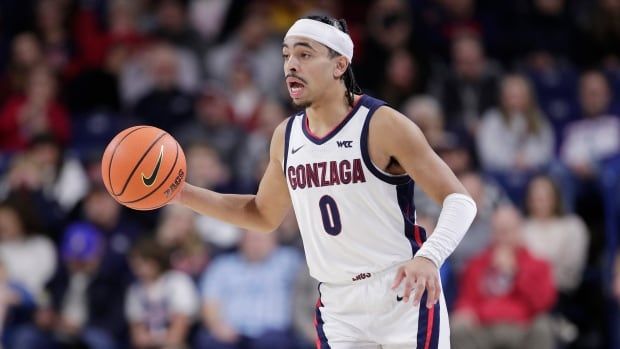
left=287, top=79, right=305, bottom=98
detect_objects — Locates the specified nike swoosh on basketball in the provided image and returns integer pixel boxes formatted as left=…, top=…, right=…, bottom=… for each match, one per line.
left=396, top=295, right=403, bottom=302
left=291, top=145, right=305, bottom=154
left=142, top=145, right=164, bottom=186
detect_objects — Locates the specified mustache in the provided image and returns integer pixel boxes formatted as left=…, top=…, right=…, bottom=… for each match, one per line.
left=285, top=74, right=307, bottom=84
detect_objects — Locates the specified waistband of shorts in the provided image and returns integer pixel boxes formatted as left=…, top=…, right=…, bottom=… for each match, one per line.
left=321, top=260, right=410, bottom=287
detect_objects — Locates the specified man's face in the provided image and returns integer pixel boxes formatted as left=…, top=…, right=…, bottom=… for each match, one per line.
left=282, top=36, right=341, bottom=107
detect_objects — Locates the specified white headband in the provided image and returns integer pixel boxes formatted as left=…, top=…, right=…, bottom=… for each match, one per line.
left=285, top=19, right=354, bottom=63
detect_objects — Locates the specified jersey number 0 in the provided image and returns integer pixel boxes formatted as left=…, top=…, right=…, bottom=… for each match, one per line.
left=319, top=195, right=342, bottom=235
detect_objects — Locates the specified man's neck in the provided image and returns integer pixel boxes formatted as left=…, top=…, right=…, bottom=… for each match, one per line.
left=306, top=87, right=360, bottom=138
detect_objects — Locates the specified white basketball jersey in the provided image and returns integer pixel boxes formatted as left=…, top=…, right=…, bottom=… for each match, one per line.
left=284, top=95, right=428, bottom=284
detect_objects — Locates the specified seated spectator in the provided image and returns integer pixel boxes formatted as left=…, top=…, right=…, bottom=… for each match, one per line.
left=523, top=175, right=588, bottom=344
left=560, top=70, right=620, bottom=179
left=185, top=142, right=241, bottom=251
left=477, top=74, right=555, bottom=204
left=23, top=222, right=127, bottom=349
left=558, top=70, right=620, bottom=229
left=377, top=48, right=425, bottom=108
left=430, top=34, right=501, bottom=135
left=0, top=32, right=44, bottom=102
left=451, top=206, right=556, bottom=349
left=0, top=196, right=56, bottom=348
left=477, top=74, right=555, bottom=173
left=0, top=65, right=70, bottom=151
left=79, top=185, right=143, bottom=278
left=0, top=196, right=56, bottom=303
left=195, top=230, right=302, bottom=349
left=174, top=84, right=246, bottom=181
left=523, top=175, right=588, bottom=295
left=126, top=238, right=199, bottom=349
left=155, top=205, right=209, bottom=281
left=131, top=43, right=196, bottom=133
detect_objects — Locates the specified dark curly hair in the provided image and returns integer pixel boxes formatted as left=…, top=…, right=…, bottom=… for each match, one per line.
left=303, top=15, right=362, bottom=106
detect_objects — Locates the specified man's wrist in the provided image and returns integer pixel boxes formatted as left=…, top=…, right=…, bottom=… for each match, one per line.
left=414, top=250, right=440, bottom=268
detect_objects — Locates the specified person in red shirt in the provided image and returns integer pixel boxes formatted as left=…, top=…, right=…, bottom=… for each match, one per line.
left=451, top=205, right=557, bottom=349
left=0, top=65, right=70, bottom=152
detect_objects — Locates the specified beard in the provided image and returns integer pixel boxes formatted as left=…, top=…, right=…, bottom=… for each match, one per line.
left=292, top=98, right=312, bottom=108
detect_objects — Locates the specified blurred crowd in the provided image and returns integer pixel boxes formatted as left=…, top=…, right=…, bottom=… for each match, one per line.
left=0, top=0, right=619, bottom=348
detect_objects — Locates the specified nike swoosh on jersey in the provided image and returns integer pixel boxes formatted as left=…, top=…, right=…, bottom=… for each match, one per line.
left=291, top=145, right=305, bottom=154
left=396, top=295, right=403, bottom=302
left=142, top=145, right=164, bottom=186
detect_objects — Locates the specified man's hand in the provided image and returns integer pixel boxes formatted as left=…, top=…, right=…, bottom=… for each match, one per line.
left=391, top=256, right=440, bottom=308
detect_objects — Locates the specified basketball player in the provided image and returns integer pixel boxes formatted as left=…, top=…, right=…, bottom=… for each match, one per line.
left=175, top=16, right=477, bottom=349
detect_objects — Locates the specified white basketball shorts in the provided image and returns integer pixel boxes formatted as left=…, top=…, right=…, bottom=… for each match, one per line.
left=314, top=263, right=450, bottom=349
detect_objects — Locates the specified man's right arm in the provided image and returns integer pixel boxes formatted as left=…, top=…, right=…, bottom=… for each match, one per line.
left=177, top=120, right=292, bottom=233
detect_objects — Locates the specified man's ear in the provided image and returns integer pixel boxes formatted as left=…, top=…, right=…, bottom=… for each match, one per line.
left=334, top=56, right=348, bottom=79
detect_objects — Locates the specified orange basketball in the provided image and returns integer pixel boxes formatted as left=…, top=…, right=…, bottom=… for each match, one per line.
left=101, top=126, right=186, bottom=210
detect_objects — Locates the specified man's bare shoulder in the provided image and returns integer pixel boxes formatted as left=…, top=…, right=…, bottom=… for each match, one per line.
left=369, top=105, right=419, bottom=141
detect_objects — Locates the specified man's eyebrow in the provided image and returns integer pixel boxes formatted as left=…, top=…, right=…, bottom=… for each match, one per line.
left=282, top=42, right=317, bottom=51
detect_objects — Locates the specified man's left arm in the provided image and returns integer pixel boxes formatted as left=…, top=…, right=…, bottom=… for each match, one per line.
left=369, top=107, right=477, bottom=308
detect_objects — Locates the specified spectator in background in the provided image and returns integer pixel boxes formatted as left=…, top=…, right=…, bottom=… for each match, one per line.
left=561, top=70, right=620, bottom=179
left=451, top=206, right=556, bottom=349
left=523, top=175, right=588, bottom=344
left=155, top=205, right=209, bottom=281
left=0, top=134, right=89, bottom=236
left=477, top=74, right=554, bottom=203
left=0, top=197, right=55, bottom=307
left=34, top=0, right=74, bottom=76
left=377, top=48, right=425, bottom=108
left=195, top=230, right=302, bottom=349
left=431, top=34, right=501, bottom=135
left=523, top=175, right=588, bottom=297
left=0, top=198, right=56, bottom=349
left=79, top=186, right=142, bottom=280
left=0, top=33, right=44, bottom=102
left=152, top=0, right=205, bottom=63
left=132, top=43, right=196, bottom=133
left=358, top=0, right=430, bottom=94
left=0, top=65, right=70, bottom=151
left=402, top=95, right=445, bottom=148
left=226, top=58, right=263, bottom=131
left=175, top=83, right=244, bottom=173
left=126, top=238, right=199, bottom=349
left=477, top=74, right=554, bottom=172
left=206, top=4, right=282, bottom=98
left=237, top=98, right=288, bottom=192
left=31, top=222, right=126, bottom=349
left=559, top=70, right=620, bottom=232
left=23, top=134, right=89, bottom=214
left=185, top=142, right=242, bottom=252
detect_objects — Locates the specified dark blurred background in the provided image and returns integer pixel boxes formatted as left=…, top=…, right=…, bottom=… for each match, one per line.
left=0, top=0, right=619, bottom=348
